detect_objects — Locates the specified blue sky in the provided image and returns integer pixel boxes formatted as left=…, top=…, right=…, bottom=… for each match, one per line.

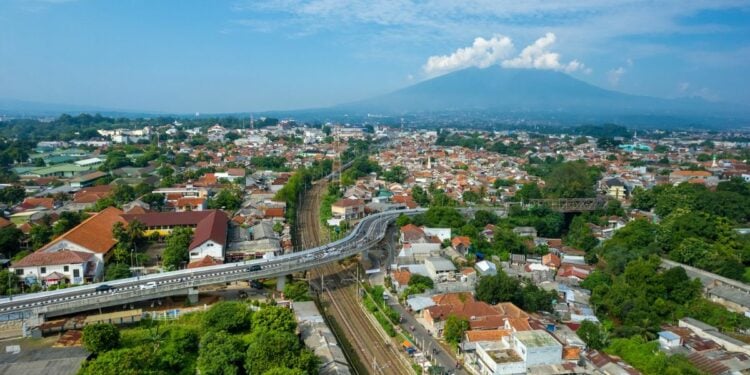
left=1, top=0, right=749, bottom=113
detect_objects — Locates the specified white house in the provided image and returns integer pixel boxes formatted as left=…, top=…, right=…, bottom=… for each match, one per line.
left=187, top=210, right=228, bottom=262
left=512, top=330, right=562, bottom=367
left=10, top=207, right=125, bottom=284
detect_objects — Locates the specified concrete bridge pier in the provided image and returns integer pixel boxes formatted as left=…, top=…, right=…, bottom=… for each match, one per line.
left=187, top=287, right=199, bottom=305
left=276, top=276, right=286, bottom=292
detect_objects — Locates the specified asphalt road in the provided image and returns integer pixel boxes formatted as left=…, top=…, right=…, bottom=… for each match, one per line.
left=388, top=300, right=468, bottom=375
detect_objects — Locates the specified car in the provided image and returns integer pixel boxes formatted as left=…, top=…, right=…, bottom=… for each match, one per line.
left=139, top=281, right=157, bottom=290
left=95, top=284, right=114, bottom=292
left=248, top=265, right=261, bottom=272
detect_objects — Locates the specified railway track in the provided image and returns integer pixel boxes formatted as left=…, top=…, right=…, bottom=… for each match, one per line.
left=298, top=181, right=411, bottom=375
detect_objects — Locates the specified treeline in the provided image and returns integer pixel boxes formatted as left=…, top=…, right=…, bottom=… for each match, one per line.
left=0, top=113, right=280, bottom=141
left=273, top=159, right=334, bottom=229
left=78, top=302, right=319, bottom=375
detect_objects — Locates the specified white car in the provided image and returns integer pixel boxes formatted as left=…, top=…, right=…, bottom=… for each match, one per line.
left=139, top=281, right=157, bottom=290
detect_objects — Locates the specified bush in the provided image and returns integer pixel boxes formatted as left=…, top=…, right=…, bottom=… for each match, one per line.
left=203, top=301, right=252, bottom=333
left=82, top=323, right=121, bottom=353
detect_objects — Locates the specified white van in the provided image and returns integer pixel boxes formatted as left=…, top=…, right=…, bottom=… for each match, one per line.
left=139, top=281, right=157, bottom=290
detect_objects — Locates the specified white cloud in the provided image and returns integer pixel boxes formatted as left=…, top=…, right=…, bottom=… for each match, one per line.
left=422, top=35, right=514, bottom=76
left=607, top=66, right=626, bottom=86
left=500, top=32, right=586, bottom=73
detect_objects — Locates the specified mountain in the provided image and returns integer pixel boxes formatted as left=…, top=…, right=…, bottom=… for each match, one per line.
left=0, top=98, right=162, bottom=118
left=335, top=67, right=748, bottom=126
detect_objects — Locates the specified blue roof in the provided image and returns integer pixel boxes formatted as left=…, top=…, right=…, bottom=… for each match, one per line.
left=658, top=331, right=680, bottom=340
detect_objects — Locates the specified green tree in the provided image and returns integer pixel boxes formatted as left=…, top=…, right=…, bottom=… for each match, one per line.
left=382, top=166, right=407, bottom=183
left=0, top=226, right=22, bottom=258
left=82, top=323, right=121, bottom=353
left=29, top=224, right=53, bottom=250
left=443, top=315, right=469, bottom=346
left=203, top=301, right=252, bottom=334
left=544, top=161, right=598, bottom=198
left=244, top=330, right=301, bottom=375
left=197, top=331, right=246, bottom=375
left=162, top=226, right=193, bottom=270
left=410, top=185, right=430, bottom=207
left=577, top=320, right=609, bottom=350
left=283, top=281, right=311, bottom=301
left=565, top=215, right=599, bottom=252
left=140, top=193, right=165, bottom=211
left=209, top=188, right=243, bottom=210
left=515, top=183, right=542, bottom=202
left=252, top=305, right=297, bottom=333
left=0, top=269, right=19, bottom=295
left=0, top=185, right=26, bottom=204
left=104, top=263, right=132, bottom=281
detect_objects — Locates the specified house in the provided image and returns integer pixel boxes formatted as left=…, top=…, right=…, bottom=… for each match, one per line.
left=512, top=226, right=537, bottom=239
left=214, top=168, right=246, bottom=183
left=475, top=260, right=497, bottom=276
left=400, top=224, right=426, bottom=243
left=187, top=210, right=229, bottom=262
left=424, top=257, right=457, bottom=281
left=600, top=177, right=627, bottom=201
left=451, top=236, right=472, bottom=254
left=176, top=197, right=207, bottom=212
left=69, top=171, right=108, bottom=188
left=10, top=207, right=126, bottom=284
left=542, top=253, right=561, bottom=269
left=391, top=269, right=412, bottom=294
left=512, top=330, right=563, bottom=367
left=19, top=197, right=55, bottom=211
left=658, top=331, right=682, bottom=350
left=331, top=199, right=365, bottom=220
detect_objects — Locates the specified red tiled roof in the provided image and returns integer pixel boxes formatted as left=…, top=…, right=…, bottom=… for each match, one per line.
left=452, top=236, right=471, bottom=248
left=0, top=217, right=13, bottom=229
left=400, top=224, right=425, bottom=242
left=39, top=207, right=125, bottom=255
left=187, top=255, right=223, bottom=269
left=542, top=253, right=561, bottom=268
left=264, top=207, right=285, bottom=218
left=122, top=211, right=214, bottom=227
left=176, top=197, right=206, bottom=207
left=393, top=269, right=411, bottom=285
left=13, top=250, right=93, bottom=267
left=21, top=198, right=54, bottom=210
left=464, top=329, right=510, bottom=342
left=189, top=210, right=228, bottom=250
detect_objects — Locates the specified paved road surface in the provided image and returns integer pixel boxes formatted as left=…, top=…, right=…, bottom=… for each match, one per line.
left=388, top=300, right=469, bottom=375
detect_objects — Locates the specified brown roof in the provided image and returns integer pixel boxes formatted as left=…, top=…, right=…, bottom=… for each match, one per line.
left=393, top=269, right=412, bottom=285
left=187, top=255, right=223, bottom=269
left=264, top=207, right=285, bottom=218
left=21, top=198, right=54, bottom=210
left=400, top=224, right=425, bottom=242
left=464, top=329, right=510, bottom=342
left=671, top=170, right=712, bottom=177
left=176, top=197, right=206, bottom=207
left=38, top=207, right=125, bottom=255
left=189, top=210, right=228, bottom=250
left=542, top=253, right=561, bottom=268
left=0, top=217, right=13, bottom=229
left=432, top=292, right=475, bottom=306
left=122, top=210, right=214, bottom=227
left=13, top=250, right=93, bottom=267
left=451, top=236, right=471, bottom=248
left=124, top=205, right=148, bottom=215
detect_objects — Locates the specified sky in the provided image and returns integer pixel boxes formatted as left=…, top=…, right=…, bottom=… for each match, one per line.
left=1, top=0, right=749, bottom=114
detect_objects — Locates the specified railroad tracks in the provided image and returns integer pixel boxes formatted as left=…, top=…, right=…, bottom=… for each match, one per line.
left=299, top=182, right=411, bottom=375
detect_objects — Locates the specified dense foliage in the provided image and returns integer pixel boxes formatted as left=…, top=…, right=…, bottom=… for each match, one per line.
left=475, top=270, right=558, bottom=313
left=78, top=302, right=318, bottom=375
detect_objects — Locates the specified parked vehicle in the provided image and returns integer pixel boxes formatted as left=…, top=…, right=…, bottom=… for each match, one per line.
left=248, top=265, right=261, bottom=272
left=139, top=281, right=157, bottom=290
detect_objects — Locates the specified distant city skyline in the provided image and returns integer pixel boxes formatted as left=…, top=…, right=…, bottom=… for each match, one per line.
left=1, top=0, right=749, bottom=113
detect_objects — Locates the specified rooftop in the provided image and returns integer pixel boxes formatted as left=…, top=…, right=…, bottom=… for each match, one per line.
left=514, top=330, right=562, bottom=349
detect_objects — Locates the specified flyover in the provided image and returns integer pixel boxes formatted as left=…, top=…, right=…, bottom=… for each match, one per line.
left=0, top=208, right=426, bottom=331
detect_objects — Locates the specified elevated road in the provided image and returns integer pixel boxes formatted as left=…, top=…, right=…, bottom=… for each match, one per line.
left=0, top=208, right=425, bottom=326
